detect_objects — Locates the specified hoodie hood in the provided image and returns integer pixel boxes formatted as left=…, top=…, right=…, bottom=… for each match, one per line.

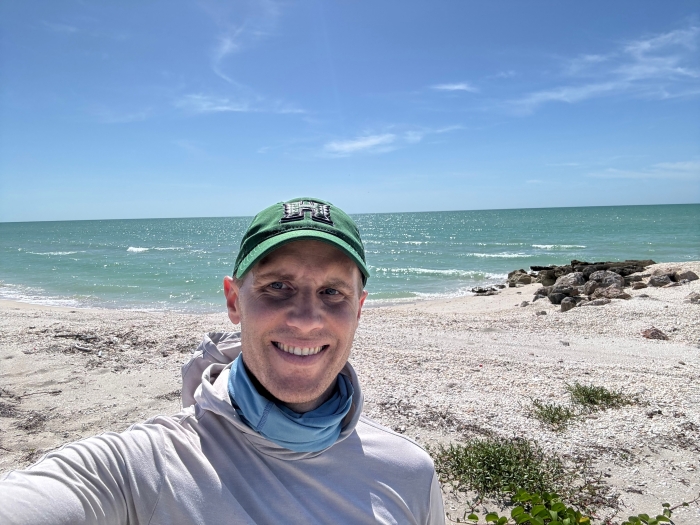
left=182, top=332, right=364, bottom=460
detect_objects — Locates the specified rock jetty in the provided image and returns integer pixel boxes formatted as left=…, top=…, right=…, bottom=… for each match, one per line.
left=497, top=260, right=699, bottom=312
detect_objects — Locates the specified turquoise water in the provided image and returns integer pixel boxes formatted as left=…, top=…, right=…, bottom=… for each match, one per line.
left=0, top=204, right=697, bottom=312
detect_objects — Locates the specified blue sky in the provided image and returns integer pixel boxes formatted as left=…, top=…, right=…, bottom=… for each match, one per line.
left=1, top=1, right=699, bottom=222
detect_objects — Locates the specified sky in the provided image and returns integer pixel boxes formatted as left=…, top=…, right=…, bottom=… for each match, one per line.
left=1, top=1, right=699, bottom=222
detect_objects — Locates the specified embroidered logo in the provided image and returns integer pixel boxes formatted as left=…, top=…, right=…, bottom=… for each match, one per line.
left=281, top=200, right=333, bottom=225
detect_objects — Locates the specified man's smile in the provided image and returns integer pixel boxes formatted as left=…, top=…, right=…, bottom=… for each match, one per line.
left=273, top=341, right=328, bottom=356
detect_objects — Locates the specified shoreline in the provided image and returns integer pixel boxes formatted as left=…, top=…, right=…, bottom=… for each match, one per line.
left=1, top=261, right=699, bottom=522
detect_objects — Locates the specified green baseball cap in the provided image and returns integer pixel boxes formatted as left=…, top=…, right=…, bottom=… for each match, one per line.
left=234, top=197, right=369, bottom=284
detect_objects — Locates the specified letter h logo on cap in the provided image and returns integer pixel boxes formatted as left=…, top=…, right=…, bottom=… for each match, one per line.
left=280, top=200, right=334, bottom=225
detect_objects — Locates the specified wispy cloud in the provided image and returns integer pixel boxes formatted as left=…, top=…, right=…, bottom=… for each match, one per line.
left=587, top=160, right=700, bottom=180
left=184, top=1, right=302, bottom=117
left=431, top=82, right=479, bottom=93
left=513, top=26, right=700, bottom=114
left=324, top=134, right=396, bottom=155
left=323, top=125, right=462, bottom=157
left=202, top=0, right=282, bottom=85
left=174, top=93, right=303, bottom=115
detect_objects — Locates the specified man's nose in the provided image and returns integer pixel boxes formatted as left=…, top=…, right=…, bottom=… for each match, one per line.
left=285, top=291, right=324, bottom=332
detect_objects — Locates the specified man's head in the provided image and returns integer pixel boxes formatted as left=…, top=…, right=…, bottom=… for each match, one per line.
left=223, top=198, right=369, bottom=413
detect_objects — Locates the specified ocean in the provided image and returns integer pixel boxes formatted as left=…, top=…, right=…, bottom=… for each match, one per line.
left=1, top=204, right=698, bottom=312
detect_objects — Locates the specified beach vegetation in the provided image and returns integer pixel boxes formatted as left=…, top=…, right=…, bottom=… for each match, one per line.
left=529, top=400, right=577, bottom=432
left=565, top=383, right=635, bottom=411
left=430, top=437, right=693, bottom=524
left=429, top=437, right=569, bottom=502
left=530, top=383, right=637, bottom=431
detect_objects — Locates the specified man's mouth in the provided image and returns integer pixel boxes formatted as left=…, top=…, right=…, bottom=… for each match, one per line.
left=273, top=341, right=327, bottom=356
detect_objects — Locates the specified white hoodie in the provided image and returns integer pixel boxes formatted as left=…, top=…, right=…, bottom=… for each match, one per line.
left=0, top=332, right=445, bottom=524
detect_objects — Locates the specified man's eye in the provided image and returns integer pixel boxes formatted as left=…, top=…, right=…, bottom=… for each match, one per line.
left=323, top=288, right=340, bottom=295
left=269, top=282, right=285, bottom=290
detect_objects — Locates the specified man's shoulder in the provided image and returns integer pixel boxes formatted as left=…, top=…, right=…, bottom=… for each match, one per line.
left=355, top=415, right=434, bottom=466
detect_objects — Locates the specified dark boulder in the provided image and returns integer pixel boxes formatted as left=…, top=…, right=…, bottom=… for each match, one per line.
left=582, top=280, right=599, bottom=296
left=548, top=293, right=567, bottom=305
left=676, top=270, right=699, bottom=282
left=589, top=270, right=625, bottom=289
left=642, top=327, right=668, bottom=340
left=560, top=297, right=577, bottom=312
left=555, top=272, right=586, bottom=287
left=648, top=275, right=672, bottom=287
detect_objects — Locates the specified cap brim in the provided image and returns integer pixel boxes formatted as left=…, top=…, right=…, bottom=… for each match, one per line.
left=235, top=230, right=369, bottom=284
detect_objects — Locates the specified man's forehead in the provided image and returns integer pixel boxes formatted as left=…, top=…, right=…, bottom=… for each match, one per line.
left=257, top=240, right=356, bottom=270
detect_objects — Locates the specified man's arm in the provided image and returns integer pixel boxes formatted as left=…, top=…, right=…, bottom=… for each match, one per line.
left=0, top=425, right=163, bottom=525
left=427, top=471, right=447, bottom=525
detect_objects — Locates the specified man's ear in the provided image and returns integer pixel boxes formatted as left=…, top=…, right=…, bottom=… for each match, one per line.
left=357, top=289, right=368, bottom=321
left=223, top=276, right=242, bottom=325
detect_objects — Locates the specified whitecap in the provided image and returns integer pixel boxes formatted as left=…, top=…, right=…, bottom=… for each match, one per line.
left=465, top=252, right=533, bottom=258
left=532, top=244, right=586, bottom=250
left=127, top=247, right=149, bottom=253
left=154, top=247, right=185, bottom=251
left=26, top=251, right=80, bottom=256
left=369, top=266, right=507, bottom=279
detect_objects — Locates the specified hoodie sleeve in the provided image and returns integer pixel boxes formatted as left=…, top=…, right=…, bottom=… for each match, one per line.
left=427, top=472, right=446, bottom=525
left=0, top=425, right=164, bottom=525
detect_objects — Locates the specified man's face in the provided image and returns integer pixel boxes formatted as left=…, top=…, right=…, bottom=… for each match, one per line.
left=223, top=240, right=367, bottom=412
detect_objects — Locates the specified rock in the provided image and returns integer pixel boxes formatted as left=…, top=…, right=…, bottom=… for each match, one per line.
left=642, top=327, right=668, bottom=340
left=582, top=280, right=599, bottom=296
left=535, top=269, right=557, bottom=287
left=685, top=292, right=700, bottom=304
left=625, top=274, right=643, bottom=283
left=588, top=270, right=625, bottom=289
left=631, top=282, right=647, bottom=290
left=560, top=297, right=577, bottom=312
left=555, top=272, right=586, bottom=287
left=648, top=275, right=672, bottom=287
left=581, top=298, right=611, bottom=306
left=591, top=287, right=632, bottom=300
left=534, top=286, right=551, bottom=297
left=520, top=301, right=529, bottom=307
left=550, top=284, right=574, bottom=296
left=507, top=270, right=532, bottom=286
left=472, top=286, right=497, bottom=294
left=663, top=282, right=681, bottom=288
left=548, top=293, right=567, bottom=305
left=676, top=270, right=699, bottom=282
left=494, top=284, right=506, bottom=289
left=535, top=311, right=547, bottom=316
left=576, top=299, right=589, bottom=307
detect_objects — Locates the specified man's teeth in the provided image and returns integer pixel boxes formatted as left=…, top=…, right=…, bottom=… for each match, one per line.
left=274, top=342, right=324, bottom=356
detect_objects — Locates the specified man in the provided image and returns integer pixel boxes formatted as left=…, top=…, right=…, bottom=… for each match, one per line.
left=0, top=198, right=445, bottom=524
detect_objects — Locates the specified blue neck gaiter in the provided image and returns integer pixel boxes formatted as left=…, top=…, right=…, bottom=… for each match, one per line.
left=227, top=355, right=354, bottom=452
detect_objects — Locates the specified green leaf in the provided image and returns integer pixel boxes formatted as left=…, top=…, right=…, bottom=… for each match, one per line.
left=551, top=502, right=567, bottom=513
left=497, top=518, right=508, bottom=525
left=531, top=504, right=546, bottom=516
left=515, top=513, right=533, bottom=524
left=662, top=503, right=670, bottom=508
left=485, top=513, right=499, bottom=523
left=511, top=506, right=525, bottom=518
left=467, top=513, right=479, bottom=522
left=655, top=517, right=670, bottom=523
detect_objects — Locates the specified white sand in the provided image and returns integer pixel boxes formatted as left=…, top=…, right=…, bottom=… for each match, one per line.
left=1, top=261, right=699, bottom=523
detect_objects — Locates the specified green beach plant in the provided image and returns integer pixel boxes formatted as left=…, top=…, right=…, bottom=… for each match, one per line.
left=530, top=383, right=637, bottom=431
left=565, top=383, right=635, bottom=412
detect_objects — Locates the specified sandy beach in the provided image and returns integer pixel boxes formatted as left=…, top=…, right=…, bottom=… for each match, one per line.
left=1, top=261, right=699, bottom=523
